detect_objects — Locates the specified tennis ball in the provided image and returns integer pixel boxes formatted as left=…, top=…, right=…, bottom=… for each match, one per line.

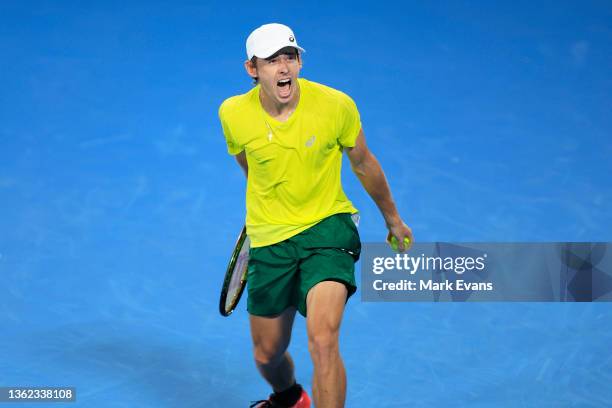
left=389, top=236, right=411, bottom=251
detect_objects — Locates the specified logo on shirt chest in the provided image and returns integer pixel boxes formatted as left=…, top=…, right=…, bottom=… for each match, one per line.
left=305, top=135, right=316, bottom=147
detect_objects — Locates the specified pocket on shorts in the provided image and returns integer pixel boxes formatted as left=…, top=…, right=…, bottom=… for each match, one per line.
left=337, top=213, right=361, bottom=261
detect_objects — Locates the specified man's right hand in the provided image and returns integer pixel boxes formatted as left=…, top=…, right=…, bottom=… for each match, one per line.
left=386, top=221, right=413, bottom=252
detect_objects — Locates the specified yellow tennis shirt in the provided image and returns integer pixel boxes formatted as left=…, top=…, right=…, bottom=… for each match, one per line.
left=218, top=78, right=360, bottom=248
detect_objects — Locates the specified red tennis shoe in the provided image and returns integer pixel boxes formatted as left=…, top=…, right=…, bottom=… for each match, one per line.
left=249, top=389, right=311, bottom=408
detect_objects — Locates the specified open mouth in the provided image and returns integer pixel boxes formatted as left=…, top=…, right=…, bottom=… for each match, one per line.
left=276, top=78, right=292, bottom=98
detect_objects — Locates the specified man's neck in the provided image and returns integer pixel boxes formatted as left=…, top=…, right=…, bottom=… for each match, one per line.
left=259, top=81, right=301, bottom=122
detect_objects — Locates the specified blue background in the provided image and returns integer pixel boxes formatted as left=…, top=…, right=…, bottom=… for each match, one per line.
left=1, top=1, right=611, bottom=407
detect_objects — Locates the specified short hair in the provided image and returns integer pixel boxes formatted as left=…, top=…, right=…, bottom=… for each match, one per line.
left=249, top=55, right=259, bottom=85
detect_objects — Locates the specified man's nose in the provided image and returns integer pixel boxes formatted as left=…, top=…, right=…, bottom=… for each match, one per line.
left=278, top=58, right=289, bottom=73
left=278, top=56, right=292, bottom=72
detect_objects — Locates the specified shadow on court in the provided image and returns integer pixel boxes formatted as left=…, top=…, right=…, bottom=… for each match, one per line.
left=2, top=322, right=247, bottom=408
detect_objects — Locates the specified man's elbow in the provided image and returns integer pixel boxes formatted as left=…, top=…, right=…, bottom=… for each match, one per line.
left=350, top=152, right=373, bottom=177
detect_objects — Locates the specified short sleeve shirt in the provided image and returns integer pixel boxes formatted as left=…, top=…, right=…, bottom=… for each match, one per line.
left=218, top=78, right=361, bottom=247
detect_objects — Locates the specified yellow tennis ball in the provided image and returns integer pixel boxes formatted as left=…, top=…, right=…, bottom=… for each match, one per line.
left=390, top=236, right=411, bottom=251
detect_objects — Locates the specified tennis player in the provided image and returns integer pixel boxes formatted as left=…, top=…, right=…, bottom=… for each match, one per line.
left=219, top=23, right=413, bottom=408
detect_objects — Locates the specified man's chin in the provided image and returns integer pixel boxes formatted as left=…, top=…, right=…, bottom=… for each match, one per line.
left=276, top=93, right=292, bottom=104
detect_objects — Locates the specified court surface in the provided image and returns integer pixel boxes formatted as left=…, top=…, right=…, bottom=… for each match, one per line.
left=2, top=1, right=612, bottom=407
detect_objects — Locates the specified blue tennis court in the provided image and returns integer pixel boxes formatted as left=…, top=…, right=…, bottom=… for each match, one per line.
left=1, top=1, right=611, bottom=407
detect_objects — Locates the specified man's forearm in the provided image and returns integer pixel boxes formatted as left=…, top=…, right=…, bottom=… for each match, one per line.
left=351, top=152, right=402, bottom=227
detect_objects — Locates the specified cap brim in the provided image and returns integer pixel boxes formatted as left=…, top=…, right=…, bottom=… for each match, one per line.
left=256, top=45, right=305, bottom=59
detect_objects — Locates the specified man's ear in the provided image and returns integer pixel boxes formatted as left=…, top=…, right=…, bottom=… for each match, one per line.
left=244, top=59, right=257, bottom=80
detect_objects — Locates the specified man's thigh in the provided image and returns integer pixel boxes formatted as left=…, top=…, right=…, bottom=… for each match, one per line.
left=297, top=247, right=357, bottom=317
left=294, top=213, right=361, bottom=317
left=305, top=281, right=348, bottom=341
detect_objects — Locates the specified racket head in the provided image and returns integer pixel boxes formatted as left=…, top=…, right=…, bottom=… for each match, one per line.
left=219, top=225, right=250, bottom=316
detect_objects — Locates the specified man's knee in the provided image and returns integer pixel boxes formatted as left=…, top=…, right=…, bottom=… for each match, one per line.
left=253, top=340, right=290, bottom=367
left=249, top=308, right=296, bottom=367
left=308, top=330, right=340, bottom=364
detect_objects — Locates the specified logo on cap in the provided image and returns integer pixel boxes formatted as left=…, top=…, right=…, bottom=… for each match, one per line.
left=289, top=36, right=295, bottom=42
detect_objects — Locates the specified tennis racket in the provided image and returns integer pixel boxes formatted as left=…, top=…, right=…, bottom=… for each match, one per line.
left=219, top=225, right=250, bottom=316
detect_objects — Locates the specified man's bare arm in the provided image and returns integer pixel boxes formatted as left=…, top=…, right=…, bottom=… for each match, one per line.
left=345, top=129, right=413, bottom=250
left=235, top=151, right=248, bottom=177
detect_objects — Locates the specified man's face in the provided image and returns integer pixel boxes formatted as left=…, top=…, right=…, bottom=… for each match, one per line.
left=246, top=47, right=302, bottom=105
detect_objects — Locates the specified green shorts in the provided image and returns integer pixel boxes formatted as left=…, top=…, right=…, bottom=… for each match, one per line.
left=247, top=213, right=361, bottom=317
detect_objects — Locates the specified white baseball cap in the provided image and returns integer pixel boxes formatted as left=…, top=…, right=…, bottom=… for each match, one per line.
left=246, top=23, right=305, bottom=60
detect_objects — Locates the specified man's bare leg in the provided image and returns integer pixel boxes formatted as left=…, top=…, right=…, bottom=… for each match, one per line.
left=306, top=281, right=348, bottom=408
left=249, top=307, right=298, bottom=392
